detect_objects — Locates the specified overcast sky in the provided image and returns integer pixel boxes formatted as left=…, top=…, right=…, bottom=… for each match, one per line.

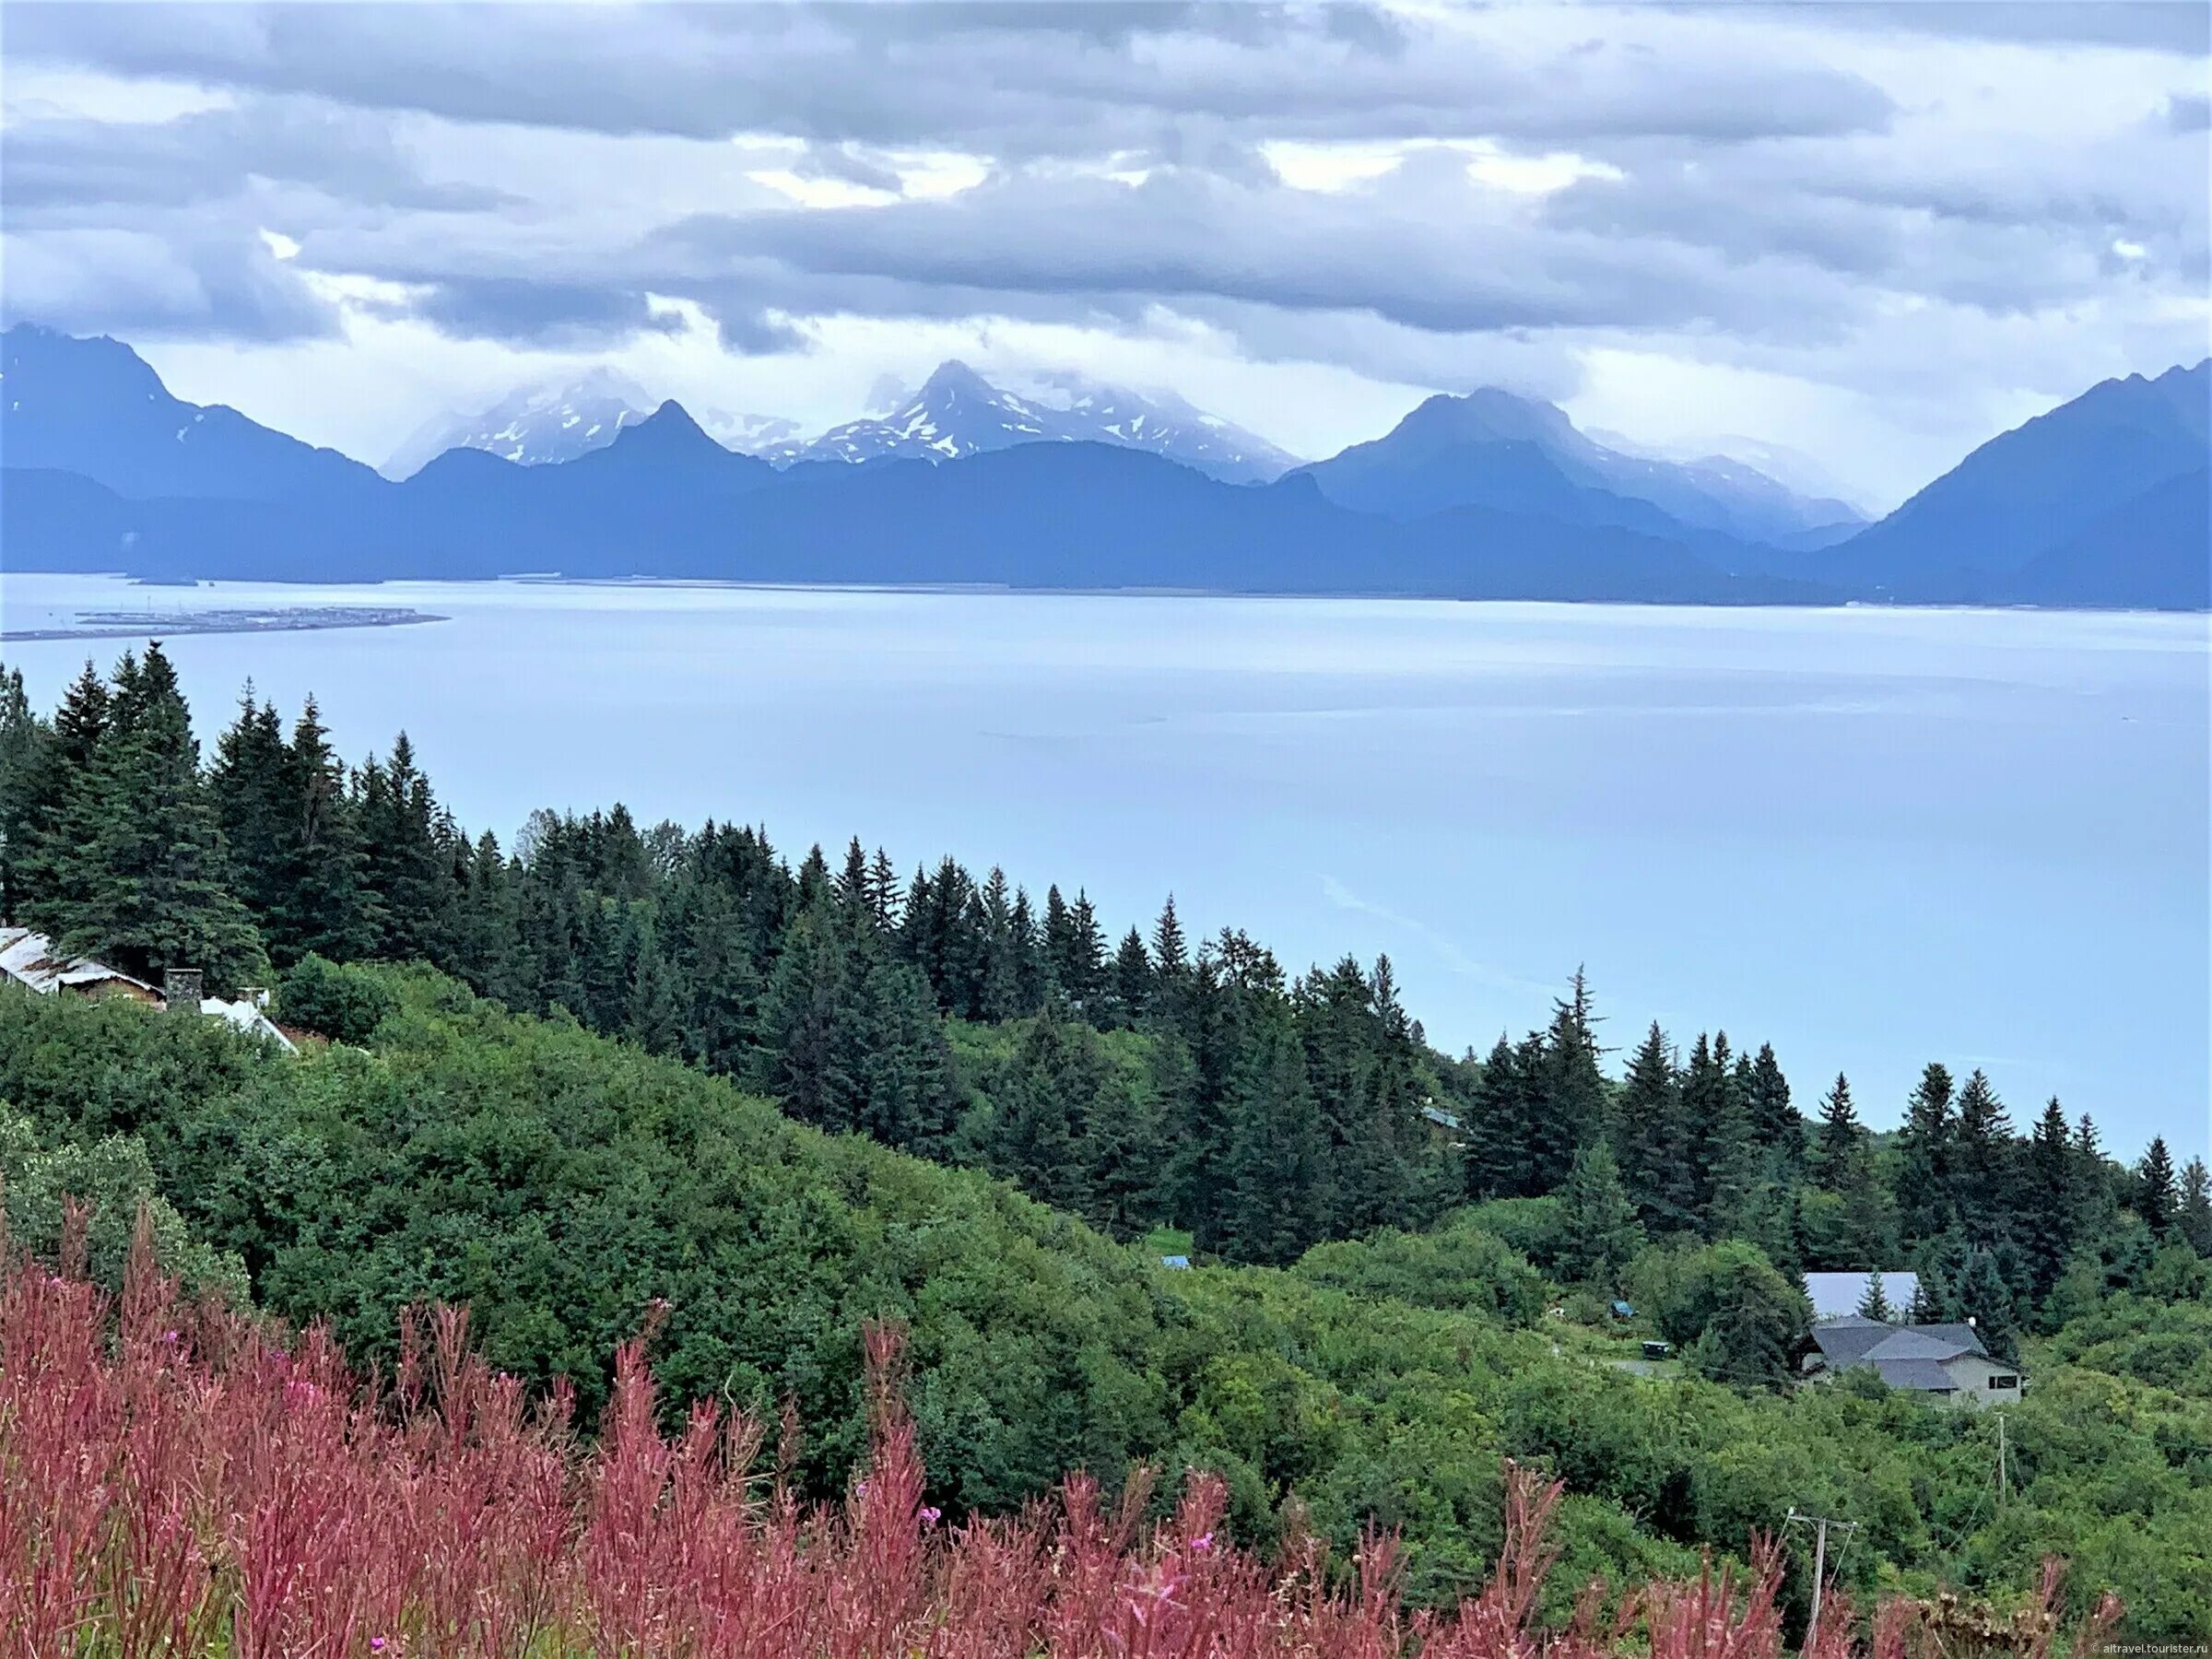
left=4, top=1, right=2206, bottom=506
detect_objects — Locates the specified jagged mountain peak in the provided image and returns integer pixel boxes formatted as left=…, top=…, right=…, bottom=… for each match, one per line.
left=766, top=359, right=1297, bottom=482
left=382, top=371, right=664, bottom=479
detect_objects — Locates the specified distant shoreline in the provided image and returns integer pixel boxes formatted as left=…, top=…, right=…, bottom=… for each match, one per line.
left=1, top=606, right=449, bottom=643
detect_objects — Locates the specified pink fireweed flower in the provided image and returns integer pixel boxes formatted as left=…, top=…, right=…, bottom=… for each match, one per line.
left=920, top=1505, right=942, bottom=1525
left=1191, top=1533, right=1214, bottom=1553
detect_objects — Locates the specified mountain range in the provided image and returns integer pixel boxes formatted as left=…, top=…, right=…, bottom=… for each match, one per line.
left=379, top=358, right=1301, bottom=485
left=2, top=324, right=2204, bottom=608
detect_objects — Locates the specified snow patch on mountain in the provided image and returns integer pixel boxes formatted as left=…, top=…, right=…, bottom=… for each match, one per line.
left=758, top=361, right=1300, bottom=483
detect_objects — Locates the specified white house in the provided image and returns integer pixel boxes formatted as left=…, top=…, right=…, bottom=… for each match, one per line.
left=1804, top=1314, right=2024, bottom=1408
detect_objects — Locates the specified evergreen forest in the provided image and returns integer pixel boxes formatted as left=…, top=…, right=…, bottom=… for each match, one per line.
left=0, top=648, right=2206, bottom=1637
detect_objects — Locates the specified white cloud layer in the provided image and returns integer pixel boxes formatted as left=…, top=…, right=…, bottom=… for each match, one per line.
left=3, top=1, right=2204, bottom=504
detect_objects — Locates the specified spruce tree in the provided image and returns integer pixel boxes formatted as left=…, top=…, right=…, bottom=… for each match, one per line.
left=750, top=905, right=863, bottom=1131
left=1954, top=1246, right=2020, bottom=1359
left=55, top=646, right=265, bottom=987
left=2137, top=1136, right=2178, bottom=1234
left=1150, top=897, right=1188, bottom=982
left=864, top=848, right=902, bottom=933
left=1745, top=1042, right=1797, bottom=1163
left=1533, top=968, right=1607, bottom=1191
left=209, top=690, right=290, bottom=922
left=1894, top=1063, right=1959, bottom=1244
left=0, top=666, right=45, bottom=920
left=1075, top=1044, right=1167, bottom=1240
left=2179, top=1158, right=2212, bottom=1258
left=1008, top=888, right=1047, bottom=1015
left=854, top=957, right=957, bottom=1157
left=1618, top=1022, right=1691, bottom=1230
left=2023, top=1099, right=2079, bottom=1302
left=978, top=866, right=1023, bottom=1021
left=1463, top=1033, right=1535, bottom=1200
left=12, top=661, right=110, bottom=933
left=357, top=732, right=452, bottom=962
left=834, top=838, right=872, bottom=924
left=1694, top=1034, right=1759, bottom=1239
left=1065, top=892, right=1107, bottom=1012
left=990, top=1011, right=1089, bottom=1215
left=1855, top=1271, right=1893, bottom=1321
left=623, top=920, right=685, bottom=1056
left=1108, top=927, right=1151, bottom=1027
left=1952, top=1068, right=2014, bottom=1241
left=1558, top=1138, right=1643, bottom=1286
left=1907, top=1260, right=1951, bottom=1324
left=1218, top=999, right=1325, bottom=1265
left=272, top=697, right=376, bottom=965
left=1811, top=1074, right=1863, bottom=1182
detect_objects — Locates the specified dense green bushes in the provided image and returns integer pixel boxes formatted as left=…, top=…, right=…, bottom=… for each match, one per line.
left=3, top=972, right=2206, bottom=1634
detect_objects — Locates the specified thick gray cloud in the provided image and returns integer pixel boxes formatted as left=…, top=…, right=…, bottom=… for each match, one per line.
left=644, top=162, right=1857, bottom=339
left=4, top=2, right=1897, bottom=151
left=2, top=98, right=510, bottom=218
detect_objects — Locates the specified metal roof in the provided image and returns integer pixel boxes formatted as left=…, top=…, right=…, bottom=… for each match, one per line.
left=0, top=926, right=157, bottom=997
left=200, top=996, right=298, bottom=1053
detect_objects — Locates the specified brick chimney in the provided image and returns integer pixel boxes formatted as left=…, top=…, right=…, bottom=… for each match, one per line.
left=162, top=968, right=204, bottom=1014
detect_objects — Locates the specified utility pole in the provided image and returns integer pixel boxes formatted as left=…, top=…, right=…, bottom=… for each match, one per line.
left=1785, top=1510, right=1859, bottom=1649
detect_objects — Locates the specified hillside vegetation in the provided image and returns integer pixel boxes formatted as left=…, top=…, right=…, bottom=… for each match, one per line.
left=0, top=648, right=2208, bottom=1636
left=2, top=976, right=2207, bottom=1634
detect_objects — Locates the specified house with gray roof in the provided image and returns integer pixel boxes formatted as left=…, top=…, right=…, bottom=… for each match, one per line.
left=1803, top=1314, right=2023, bottom=1408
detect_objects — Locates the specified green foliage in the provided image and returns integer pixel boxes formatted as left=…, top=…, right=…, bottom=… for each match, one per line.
left=1291, top=1212, right=1544, bottom=1324
left=1630, top=1238, right=1810, bottom=1388
left=0, top=1106, right=248, bottom=1302
left=0, top=973, right=2206, bottom=1634
left=4, top=667, right=2205, bottom=1634
left=277, top=952, right=395, bottom=1043
left=1557, top=1138, right=1643, bottom=1288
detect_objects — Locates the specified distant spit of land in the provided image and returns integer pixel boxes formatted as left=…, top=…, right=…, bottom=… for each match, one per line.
left=1, top=606, right=447, bottom=643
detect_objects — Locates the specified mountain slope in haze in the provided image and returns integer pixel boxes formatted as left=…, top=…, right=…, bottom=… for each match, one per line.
left=2, top=430, right=1824, bottom=602
left=0, top=324, right=382, bottom=505
left=2012, top=465, right=2210, bottom=610
left=1299, top=387, right=1863, bottom=546
left=382, top=368, right=657, bottom=479
left=382, top=370, right=803, bottom=480
left=1826, top=361, right=2210, bottom=598
left=764, top=360, right=1300, bottom=484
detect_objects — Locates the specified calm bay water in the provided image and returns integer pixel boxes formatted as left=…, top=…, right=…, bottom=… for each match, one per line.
left=5, top=572, right=2206, bottom=1159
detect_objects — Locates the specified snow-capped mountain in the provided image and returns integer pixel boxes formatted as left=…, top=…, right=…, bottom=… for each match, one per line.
left=763, top=360, right=1300, bottom=483
left=385, top=372, right=810, bottom=478
left=382, top=369, right=657, bottom=479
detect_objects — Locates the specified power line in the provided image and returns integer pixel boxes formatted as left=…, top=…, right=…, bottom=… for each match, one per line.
left=1784, top=1510, right=1859, bottom=1646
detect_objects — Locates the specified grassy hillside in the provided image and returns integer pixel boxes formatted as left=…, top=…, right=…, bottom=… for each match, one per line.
left=0, top=970, right=2206, bottom=1633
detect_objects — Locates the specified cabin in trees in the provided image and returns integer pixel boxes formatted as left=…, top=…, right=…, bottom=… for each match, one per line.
left=0, top=927, right=297, bottom=1053
left=0, top=926, right=161, bottom=1005
left=1802, top=1314, right=2024, bottom=1408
